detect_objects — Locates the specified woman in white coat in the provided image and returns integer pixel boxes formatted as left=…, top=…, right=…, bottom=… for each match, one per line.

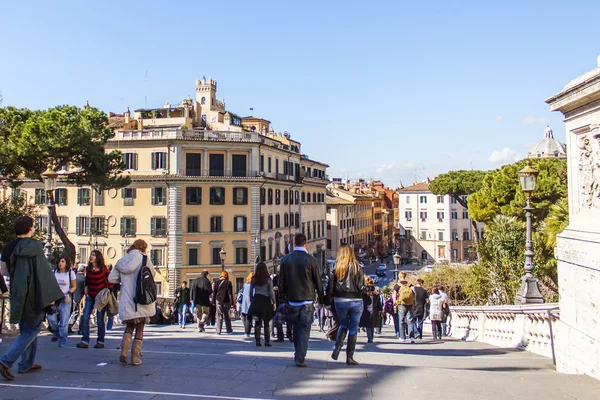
left=109, top=239, right=156, bottom=365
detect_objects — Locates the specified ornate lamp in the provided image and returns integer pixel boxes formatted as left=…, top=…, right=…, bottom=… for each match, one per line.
left=516, top=161, right=543, bottom=304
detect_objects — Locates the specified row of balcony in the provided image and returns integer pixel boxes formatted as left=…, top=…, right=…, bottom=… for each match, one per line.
left=114, top=129, right=261, bottom=142
left=177, top=169, right=260, bottom=178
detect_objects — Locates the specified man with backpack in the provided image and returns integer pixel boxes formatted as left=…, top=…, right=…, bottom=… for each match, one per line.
left=395, top=272, right=415, bottom=343
left=413, top=279, right=429, bottom=340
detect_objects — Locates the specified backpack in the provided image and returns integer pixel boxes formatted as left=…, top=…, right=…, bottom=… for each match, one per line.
left=237, top=290, right=243, bottom=305
left=134, top=255, right=157, bottom=309
left=399, top=284, right=415, bottom=305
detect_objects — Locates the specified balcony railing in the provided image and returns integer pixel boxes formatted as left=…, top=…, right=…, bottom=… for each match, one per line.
left=113, top=129, right=261, bottom=142
left=451, top=303, right=559, bottom=362
left=178, top=169, right=260, bottom=178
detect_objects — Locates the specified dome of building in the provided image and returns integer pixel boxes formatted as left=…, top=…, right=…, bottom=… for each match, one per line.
left=525, top=126, right=567, bottom=159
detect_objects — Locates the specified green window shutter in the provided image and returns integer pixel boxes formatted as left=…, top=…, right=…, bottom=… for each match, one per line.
left=76, top=217, right=81, bottom=236
left=151, top=217, right=156, bottom=237
left=133, top=153, right=138, bottom=170
left=151, top=188, right=156, bottom=205
left=132, top=218, right=137, bottom=236
left=133, top=188, right=137, bottom=199
left=151, top=153, right=156, bottom=170
left=198, top=188, right=202, bottom=204
left=121, top=188, right=126, bottom=198
left=120, top=218, right=125, bottom=236
left=243, top=217, right=247, bottom=232
left=77, top=189, right=81, bottom=205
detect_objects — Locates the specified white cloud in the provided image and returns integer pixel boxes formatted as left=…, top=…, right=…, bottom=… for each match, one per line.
left=488, top=147, right=519, bottom=164
left=496, top=115, right=503, bottom=121
left=523, top=115, right=549, bottom=125
left=376, top=161, right=418, bottom=174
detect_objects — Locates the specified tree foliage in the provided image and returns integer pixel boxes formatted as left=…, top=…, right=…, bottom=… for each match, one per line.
left=468, top=158, right=567, bottom=225
left=0, top=105, right=131, bottom=260
left=475, top=215, right=525, bottom=305
left=533, top=197, right=569, bottom=300
left=0, top=195, right=39, bottom=246
left=429, top=170, right=487, bottom=243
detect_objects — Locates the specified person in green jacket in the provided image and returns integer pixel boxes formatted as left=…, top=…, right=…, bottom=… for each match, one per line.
left=0, top=216, right=63, bottom=381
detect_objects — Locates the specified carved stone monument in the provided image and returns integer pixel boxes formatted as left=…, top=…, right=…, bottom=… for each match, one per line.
left=546, top=57, right=600, bottom=380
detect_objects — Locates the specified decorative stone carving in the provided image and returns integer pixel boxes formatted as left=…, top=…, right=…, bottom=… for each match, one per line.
left=577, top=124, right=600, bottom=209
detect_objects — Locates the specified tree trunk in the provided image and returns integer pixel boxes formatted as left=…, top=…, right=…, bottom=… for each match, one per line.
left=49, top=202, right=76, bottom=262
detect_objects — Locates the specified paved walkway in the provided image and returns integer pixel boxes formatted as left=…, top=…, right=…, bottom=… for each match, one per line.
left=0, top=320, right=598, bottom=399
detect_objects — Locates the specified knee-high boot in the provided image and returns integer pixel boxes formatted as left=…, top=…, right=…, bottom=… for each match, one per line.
left=119, top=333, right=132, bottom=364
left=255, top=321, right=262, bottom=346
left=346, top=334, right=359, bottom=365
left=131, top=339, right=143, bottom=366
left=331, top=328, right=347, bottom=360
left=264, top=323, right=271, bottom=347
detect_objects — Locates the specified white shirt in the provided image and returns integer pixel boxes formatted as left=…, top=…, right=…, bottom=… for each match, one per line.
left=54, top=270, right=76, bottom=295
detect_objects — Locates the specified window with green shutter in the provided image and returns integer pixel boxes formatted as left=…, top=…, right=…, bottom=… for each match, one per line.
left=123, top=153, right=138, bottom=170
left=151, top=187, right=166, bottom=206
left=94, top=188, right=105, bottom=206
left=151, top=216, right=167, bottom=237
left=34, top=189, right=46, bottom=205
left=76, top=216, right=90, bottom=236
left=121, top=217, right=136, bottom=237
left=122, top=188, right=136, bottom=206
left=90, top=216, right=106, bottom=236
left=54, top=188, right=68, bottom=206
left=77, top=188, right=91, bottom=206
left=210, top=216, right=222, bottom=232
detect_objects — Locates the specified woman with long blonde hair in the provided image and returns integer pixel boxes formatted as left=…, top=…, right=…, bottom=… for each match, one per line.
left=328, top=244, right=364, bottom=365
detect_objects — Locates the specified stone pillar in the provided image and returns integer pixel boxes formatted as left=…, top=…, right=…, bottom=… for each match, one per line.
left=546, top=56, right=600, bottom=380
left=203, top=149, right=208, bottom=176
left=167, top=183, right=183, bottom=297
left=226, top=150, right=231, bottom=176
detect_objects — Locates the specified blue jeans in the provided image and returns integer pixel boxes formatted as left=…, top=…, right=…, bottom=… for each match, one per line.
left=81, top=295, right=106, bottom=344
left=413, top=311, right=425, bottom=338
left=47, top=296, right=71, bottom=346
left=392, top=311, right=400, bottom=336
left=178, top=304, right=188, bottom=326
left=366, top=327, right=374, bottom=342
left=334, top=300, right=363, bottom=335
left=0, top=312, right=44, bottom=373
left=398, top=305, right=415, bottom=340
left=287, top=303, right=314, bottom=364
left=106, top=316, right=114, bottom=330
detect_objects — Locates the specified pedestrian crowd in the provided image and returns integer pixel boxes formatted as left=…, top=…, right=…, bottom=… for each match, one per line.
left=0, top=216, right=452, bottom=382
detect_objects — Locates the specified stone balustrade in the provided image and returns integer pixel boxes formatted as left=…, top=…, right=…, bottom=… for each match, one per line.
left=451, top=303, right=559, bottom=360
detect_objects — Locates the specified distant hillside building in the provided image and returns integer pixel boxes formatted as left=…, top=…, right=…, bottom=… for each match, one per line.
left=526, top=126, right=567, bottom=159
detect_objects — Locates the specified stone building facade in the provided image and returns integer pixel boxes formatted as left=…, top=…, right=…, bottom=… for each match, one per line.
left=546, top=56, right=600, bottom=380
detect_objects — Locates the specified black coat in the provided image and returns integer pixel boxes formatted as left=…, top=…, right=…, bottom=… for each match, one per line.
left=214, top=278, right=233, bottom=304
left=360, top=292, right=382, bottom=329
left=174, top=287, right=191, bottom=307
left=279, top=250, right=324, bottom=304
left=190, top=275, right=212, bottom=307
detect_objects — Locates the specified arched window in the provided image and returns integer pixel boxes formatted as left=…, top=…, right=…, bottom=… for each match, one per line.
left=201, top=97, right=206, bottom=105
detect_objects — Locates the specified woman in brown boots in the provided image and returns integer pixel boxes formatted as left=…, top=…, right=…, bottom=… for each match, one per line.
left=109, top=239, right=156, bottom=365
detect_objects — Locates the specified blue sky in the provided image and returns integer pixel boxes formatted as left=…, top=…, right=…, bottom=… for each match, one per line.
left=1, top=1, right=599, bottom=187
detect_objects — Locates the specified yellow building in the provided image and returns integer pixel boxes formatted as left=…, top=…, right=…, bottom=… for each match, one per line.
left=327, top=181, right=375, bottom=258
left=3, top=78, right=329, bottom=296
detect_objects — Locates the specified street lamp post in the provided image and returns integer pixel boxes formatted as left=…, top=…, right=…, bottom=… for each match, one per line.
left=41, top=165, right=58, bottom=263
left=219, top=248, right=226, bottom=272
left=393, top=251, right=401, bottom=281
left=516, top=161, right=544, bottom=305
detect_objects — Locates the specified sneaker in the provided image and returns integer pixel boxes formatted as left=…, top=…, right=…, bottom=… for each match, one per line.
left=94, top=342, right=105, bottom=349
left=76, top=342, right=89, bottom=349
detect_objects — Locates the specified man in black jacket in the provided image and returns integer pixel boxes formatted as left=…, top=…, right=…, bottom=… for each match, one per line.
left=190, top=271, right=212, bottom=333
left=279, top=233, right=324, bottom=367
